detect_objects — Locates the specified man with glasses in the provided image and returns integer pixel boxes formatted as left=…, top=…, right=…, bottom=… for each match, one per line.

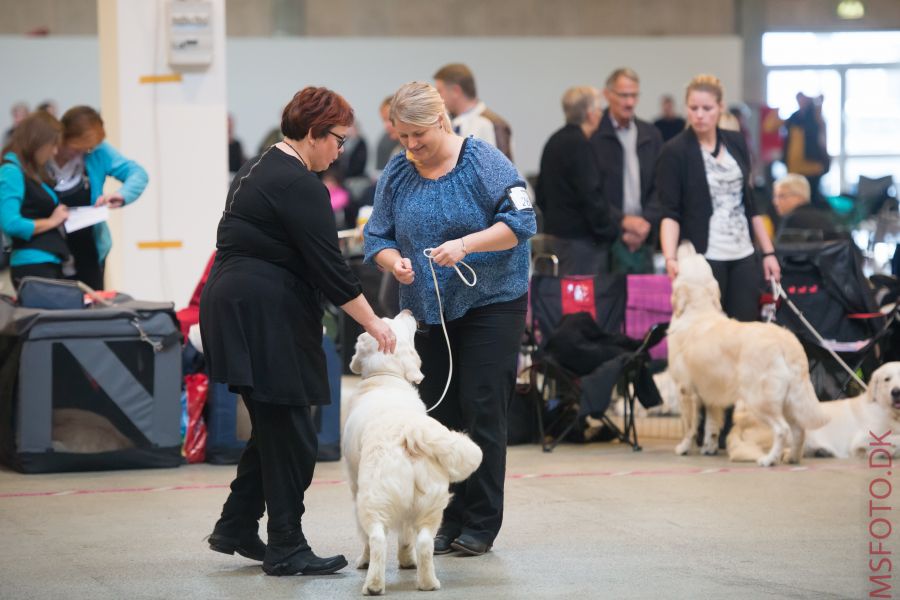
left=590, top=68, right=663, bottom=274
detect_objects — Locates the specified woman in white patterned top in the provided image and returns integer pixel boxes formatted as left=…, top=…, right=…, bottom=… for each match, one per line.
left=657, top=74, right=780, bottom=323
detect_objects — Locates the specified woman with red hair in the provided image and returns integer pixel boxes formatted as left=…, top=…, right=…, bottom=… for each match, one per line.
left=201, top=87, right=394, bottom=577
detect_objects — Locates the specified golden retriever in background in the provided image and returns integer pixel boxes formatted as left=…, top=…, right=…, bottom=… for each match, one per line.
left=729, top=362, right=900, bottom=461
left=51, top=408, right=134, bottom=453
left=668, top=243, right=829, bottom=466
left=344, top=310, right=483, bottom=595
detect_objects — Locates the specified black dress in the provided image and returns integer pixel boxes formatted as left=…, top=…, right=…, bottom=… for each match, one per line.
left=200, top=147, right=362, bottom=406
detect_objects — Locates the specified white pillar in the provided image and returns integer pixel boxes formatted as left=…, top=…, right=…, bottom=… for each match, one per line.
left=98, top=0, right=227, bottom=303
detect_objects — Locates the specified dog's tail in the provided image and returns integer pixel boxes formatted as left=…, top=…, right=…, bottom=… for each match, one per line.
left=402, top=421, right=483, bottom=483
left=786, top=372, right=830, bottom=431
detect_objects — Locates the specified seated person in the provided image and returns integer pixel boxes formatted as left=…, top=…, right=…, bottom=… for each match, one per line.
left=772, top=173, right=844, bottom=244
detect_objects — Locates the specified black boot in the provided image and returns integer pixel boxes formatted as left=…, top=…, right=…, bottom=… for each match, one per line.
left=262, top=546, right=348, bottom=576
left=208, top=529, right=267, bottom=562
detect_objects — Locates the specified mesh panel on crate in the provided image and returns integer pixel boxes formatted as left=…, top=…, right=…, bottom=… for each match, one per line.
left=626, top=275, right=671, bottom=360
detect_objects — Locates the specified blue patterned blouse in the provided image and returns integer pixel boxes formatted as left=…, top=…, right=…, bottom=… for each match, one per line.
left=364, top=137, right=536, bottom=325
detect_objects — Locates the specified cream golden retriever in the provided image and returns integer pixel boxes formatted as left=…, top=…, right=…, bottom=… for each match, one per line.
left=51, top=408, right=134, bottom=453
left=344, top=310, right=483, bottom=595
left=728, top=362, right=900, bottom=461
left=668, top=243, right=829, bottom=466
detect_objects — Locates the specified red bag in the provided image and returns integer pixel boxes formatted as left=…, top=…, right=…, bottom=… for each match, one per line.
left=183, top=373, right=208, bottom=463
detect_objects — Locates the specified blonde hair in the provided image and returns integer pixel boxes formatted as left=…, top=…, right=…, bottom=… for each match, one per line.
left=562, top=86, right=601, bottom=125
left=686, top=74, right=724, bottom=105
left=389, top=82, right=452, bottom=132
left=775, top=173, right=811, bottom=202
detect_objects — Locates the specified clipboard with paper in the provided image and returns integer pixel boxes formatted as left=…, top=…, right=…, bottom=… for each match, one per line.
left=64, top=205, right=109, bottom=233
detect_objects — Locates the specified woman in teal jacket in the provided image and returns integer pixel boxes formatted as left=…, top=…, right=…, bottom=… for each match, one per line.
left=0, top=111, right=70, bottom=288
left=48, top=106, right=148, bottom=290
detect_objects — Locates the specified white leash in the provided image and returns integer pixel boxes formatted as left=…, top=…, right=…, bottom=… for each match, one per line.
left=771, top=280, right=868, bottom=391
left=421, top=248, right=477, bottom=413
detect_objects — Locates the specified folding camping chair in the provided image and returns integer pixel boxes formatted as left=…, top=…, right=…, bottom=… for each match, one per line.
left=524, top=255, right=666, bottom=451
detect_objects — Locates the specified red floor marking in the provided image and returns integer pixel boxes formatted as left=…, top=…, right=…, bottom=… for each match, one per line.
left=0, top=463, right=865, bottom=500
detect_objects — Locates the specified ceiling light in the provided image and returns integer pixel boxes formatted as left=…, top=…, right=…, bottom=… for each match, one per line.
left=836, top=0, right=865, bottom=19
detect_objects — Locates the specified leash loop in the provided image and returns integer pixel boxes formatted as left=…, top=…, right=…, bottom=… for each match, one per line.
left=420, top=247, right=478, bottom=413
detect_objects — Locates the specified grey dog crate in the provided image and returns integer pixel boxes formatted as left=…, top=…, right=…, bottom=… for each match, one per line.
left=0, top=298, right=184, bottom=473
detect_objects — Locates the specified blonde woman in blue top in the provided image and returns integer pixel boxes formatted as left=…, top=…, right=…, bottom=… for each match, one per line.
left=365, top=82, right=536, bottom=557
left=47, top=106, right=148, bottom=290
left=0, top=111, right=70, bottom=288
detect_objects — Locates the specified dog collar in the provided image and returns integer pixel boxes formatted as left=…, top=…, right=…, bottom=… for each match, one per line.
left=361, top=371, right=409, bottom=382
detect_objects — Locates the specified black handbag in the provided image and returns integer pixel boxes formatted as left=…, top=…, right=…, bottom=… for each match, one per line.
left=17, top=277, right=84, bottom=310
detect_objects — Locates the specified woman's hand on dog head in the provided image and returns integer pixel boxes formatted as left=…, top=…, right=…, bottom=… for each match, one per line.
left=365, top=318, right=396, bottom=354
left=665, top=257, right=679, bottom=280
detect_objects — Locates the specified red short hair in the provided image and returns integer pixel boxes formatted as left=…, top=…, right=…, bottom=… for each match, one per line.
left=281, top=87, right=354, bottom=140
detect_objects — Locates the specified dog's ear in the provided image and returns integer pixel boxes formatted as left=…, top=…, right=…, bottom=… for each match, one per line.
left=672, top=285, right=687, bottom=318
left=706, top=280, right=722, bottom=308
left=868, top=366, right=890, bottom=405
left=349, top=333, right=373, bottom=375
left=403, top=346, right=425, bottom=384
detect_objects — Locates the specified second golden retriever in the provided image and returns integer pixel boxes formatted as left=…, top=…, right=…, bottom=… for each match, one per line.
left=668, top=243, right=828, bottom=466
left=728, top=361, right=900, bottom=461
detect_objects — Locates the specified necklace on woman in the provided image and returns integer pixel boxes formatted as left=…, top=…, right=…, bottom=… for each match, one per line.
left=284, top=139, right=308, bottom=169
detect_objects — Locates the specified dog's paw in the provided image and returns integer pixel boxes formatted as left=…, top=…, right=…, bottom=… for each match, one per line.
left=356, top=554, right=369, bottom=569
left=363, top=580, right=385, bottom=596
left=701, top=443, right=719, bottom=456
left=417, top=575, right=441, bottom=591
left=675, top=439, right=692, bottom=455
left=757, top=455, right=777, bottom=467
left=782, top=448, right=799, bottom=464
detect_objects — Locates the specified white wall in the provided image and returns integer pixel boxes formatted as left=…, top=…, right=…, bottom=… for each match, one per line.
left=0, top=33, right=741, bottom=300
left=227, top=37, right=742, bottom=176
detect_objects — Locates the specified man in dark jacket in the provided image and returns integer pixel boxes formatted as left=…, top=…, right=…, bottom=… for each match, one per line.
left=590, top=68, right=663, bottom=274
left=536, top=86, right=618, bottom=276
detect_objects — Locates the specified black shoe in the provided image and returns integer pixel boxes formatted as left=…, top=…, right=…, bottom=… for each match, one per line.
left=433, top=534, right=455, bottom=555
left=450, top=534, right=492, bottom=556
left=262, top=548, right=348, bottom=576
left=208, top=531, right=267, bottom=562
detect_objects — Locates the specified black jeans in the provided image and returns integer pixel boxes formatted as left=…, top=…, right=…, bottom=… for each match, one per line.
left=67, top=225, right=105, bottom=290
left=415, top=294, right=527, bottom=544
left=214, top=392, right=318, bottom=561
left=707, top=253, right=763, bottom=323
left=11, top=262, right=63, bottom=289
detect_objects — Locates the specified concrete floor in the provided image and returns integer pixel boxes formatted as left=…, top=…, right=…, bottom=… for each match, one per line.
left=0, top=434, right=879, bottom=600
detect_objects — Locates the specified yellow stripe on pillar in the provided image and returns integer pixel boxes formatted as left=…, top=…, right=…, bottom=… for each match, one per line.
left=137, top=241, right=183, bottom=250
left=138, top=73, right=183, bottom=84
